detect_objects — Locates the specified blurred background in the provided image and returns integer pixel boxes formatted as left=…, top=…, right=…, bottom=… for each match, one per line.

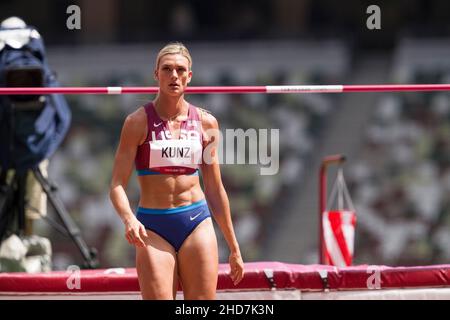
left=2, top=0, right=450, bottom=270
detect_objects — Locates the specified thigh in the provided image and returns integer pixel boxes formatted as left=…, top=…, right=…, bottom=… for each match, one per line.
left=136, top=229, right=178, bottom=300
left=177, top=218, right=218, bottom=300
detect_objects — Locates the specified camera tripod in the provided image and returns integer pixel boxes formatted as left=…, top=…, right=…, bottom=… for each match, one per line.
left=0, top=165, right=99, bottom=269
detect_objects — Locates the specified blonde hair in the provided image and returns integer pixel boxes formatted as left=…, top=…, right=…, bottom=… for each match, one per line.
left=155, top=42, right=192, bottom=69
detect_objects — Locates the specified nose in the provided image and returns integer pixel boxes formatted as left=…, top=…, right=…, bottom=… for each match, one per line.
left=170, top=69, right=178, bottom=79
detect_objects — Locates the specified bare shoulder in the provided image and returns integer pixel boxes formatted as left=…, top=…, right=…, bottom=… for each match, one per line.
left=125, top=106, right=147, bottom=126
left=122, top=106, right=147, bottom=132
left=121, top=106, right=147, bottom=143
left=197, top=107, right=218, bottom=130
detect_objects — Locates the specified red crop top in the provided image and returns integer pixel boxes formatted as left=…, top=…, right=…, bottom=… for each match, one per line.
left=134, top=102, right=204, bottom=175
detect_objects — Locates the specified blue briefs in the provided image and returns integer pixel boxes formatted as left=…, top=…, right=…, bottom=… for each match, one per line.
left=136, top=199, right=211, bottom=252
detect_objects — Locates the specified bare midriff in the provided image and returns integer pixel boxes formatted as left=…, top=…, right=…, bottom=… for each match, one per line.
left=137, top=174, right=205, bottom=209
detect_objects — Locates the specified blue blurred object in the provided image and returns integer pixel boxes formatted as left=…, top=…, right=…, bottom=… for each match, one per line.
left=0, top=17, right=71, bottom=173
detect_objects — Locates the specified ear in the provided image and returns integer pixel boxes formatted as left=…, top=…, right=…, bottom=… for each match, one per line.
left=154, top=69, right=159, bottom=81
left=187, top=70, right=193, bottom=84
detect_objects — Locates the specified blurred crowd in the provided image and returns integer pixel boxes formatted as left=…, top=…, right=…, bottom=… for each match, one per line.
left=348, top=66, right=450, bottom=266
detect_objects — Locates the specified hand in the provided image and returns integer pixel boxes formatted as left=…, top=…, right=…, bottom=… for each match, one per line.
left=229, top=252, right=244, bottom=285
left=124, top=218, right=148, bottom=247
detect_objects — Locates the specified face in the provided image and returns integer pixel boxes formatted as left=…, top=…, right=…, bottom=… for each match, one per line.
left=154, top=54, right=192, bottom=96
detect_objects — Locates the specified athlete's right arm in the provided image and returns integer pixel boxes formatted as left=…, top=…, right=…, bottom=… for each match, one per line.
left=109, top=109, right=147, bottom=247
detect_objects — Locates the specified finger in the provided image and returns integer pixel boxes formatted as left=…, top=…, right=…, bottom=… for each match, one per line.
left=233, top=268, right=244, bottom=284
left=233, top=271, right=242, bottom=285
left=125, top=233, right=133, bottom=244
left=236, top=271, right=244, bottom=284
left=133, top=232, right=146, bottom=247
left=230, top=271, right=238, bottom=282
left=128, top=231, right=139, bottom=245
left=139, top=225, right=148, bottom=238
left=232, top=269, right=240, bottom=280
left=132, top=229, right=140, bottom=239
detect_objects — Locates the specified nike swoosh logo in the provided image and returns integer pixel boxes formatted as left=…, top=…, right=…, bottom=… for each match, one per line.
left=190, top=213, right=201, bottom=221
left=154, top=122, right=163, bottom=127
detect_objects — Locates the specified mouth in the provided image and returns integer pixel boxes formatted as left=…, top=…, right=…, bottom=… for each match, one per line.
left=169, top=83, right=180, bottom=89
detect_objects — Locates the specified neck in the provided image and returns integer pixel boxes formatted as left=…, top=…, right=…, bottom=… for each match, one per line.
left=153, top=94, right=187, bottom=121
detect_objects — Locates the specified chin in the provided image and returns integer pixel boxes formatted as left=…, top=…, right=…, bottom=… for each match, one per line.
left=165, top=88, right=185, bottom=96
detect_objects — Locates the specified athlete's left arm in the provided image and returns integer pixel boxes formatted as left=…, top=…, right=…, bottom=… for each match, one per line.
left=199, top=110, right=244, bottom=285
